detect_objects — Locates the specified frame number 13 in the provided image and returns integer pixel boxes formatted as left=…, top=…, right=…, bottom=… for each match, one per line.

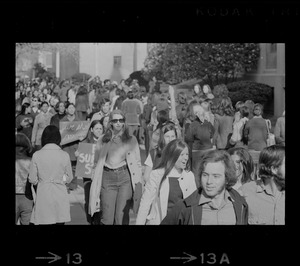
left=66, top=253, right=83, bottom=264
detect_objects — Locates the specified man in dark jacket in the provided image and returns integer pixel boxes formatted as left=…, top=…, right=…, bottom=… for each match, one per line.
left=161, top=149, right=248, bottom=225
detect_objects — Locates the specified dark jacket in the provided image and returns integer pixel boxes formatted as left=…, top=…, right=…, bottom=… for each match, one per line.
left=50, top=113, right=66, bottom=129
left=185, top=119, right=215, bottom=151
left=243, top=117, right=268, bottom=151
left=161, top=188, right=248, bottom=225
left=75, top=94, right=89, bottom=112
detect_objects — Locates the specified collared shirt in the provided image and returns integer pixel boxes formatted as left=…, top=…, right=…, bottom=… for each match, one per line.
left=239, top=180, right=285, bottom=225
left=199, top=190, right=236, bottom=225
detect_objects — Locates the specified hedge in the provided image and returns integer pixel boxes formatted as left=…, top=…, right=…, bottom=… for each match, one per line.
left=226, top=81, right=273, bottom=106
left=71, top=73, right=91, bottom=82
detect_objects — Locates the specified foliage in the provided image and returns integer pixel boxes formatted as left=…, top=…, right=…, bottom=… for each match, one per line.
left=71, top=72, right=91, bottom=83
left=142, top=43, right=260, bottom=85
left=212, top=84, right=229, bottom=98
left=33, top=62, right=55, bottom=81
left=126, top=71, right=149, bottom=88
left=33, top=62, right=46, bottom=75
left=227, top=81, right=273, bottom=106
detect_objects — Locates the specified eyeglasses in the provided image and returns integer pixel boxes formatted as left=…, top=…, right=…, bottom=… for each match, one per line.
left=111, top=119, right=125, bottom=124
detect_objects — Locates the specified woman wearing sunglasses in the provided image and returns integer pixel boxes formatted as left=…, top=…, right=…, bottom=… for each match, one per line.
left=89, top=110, right=143, bottom=225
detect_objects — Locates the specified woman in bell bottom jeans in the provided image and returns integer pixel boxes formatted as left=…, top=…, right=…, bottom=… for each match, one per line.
left=101, top=165, right=133, bottom=224
left=89, top=110, right=143, bottom=225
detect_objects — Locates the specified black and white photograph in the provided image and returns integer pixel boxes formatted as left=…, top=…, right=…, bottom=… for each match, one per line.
left=11, top=1, right=296, bottom=265
left=15, top=42, right=285, bottom=226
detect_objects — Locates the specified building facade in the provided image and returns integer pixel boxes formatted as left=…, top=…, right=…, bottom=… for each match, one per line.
left=16, top=43, right=285, bottom=117
left=244, top=43, right=285, bottom=117
left=79, top=43, right=148, bottom=83
left=16, top=44, right=79, bottom=80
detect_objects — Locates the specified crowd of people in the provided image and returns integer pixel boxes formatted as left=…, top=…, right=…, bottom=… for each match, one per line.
left=15, top=74, right=285, bottom=225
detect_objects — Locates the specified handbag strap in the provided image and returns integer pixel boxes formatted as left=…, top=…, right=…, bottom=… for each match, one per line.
left=31, top=184, right=37, bottom=203
left=265, top=119, right=271, bottom=135
left=157, top=194, right=163, bottom=222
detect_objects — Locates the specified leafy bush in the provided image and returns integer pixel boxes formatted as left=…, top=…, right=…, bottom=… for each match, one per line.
left=34, top=62, right=55, bottom=81
left=40, top=71, right=56, bottom=81
left=71, top=73, right=91, bottom=82
left=143, top=43, right=260, bottom=85
left=227, top=81, right=273, bottom=106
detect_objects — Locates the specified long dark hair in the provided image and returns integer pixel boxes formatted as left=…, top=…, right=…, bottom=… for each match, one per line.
left=16, top=132, right=32, bottom=159
left=156, top=122, right=177, bottom=157
left=184, top=100, right=199, bottom=122
left=16, top=102, right=30, bottom=118
left=102, top=110, right=131, bottom=143
left=215, top=97, right=235, bottom=116
left=258, top=145, right=285, bottom=187
left=84, top=119, right=103, bottom=143
left=76, top=85, right=88, bottom=96
left=154, top=139, right=190, bottom=192
left=228, top=147, right=254, bottom=184
left=156, top=109, right=170, bottom=130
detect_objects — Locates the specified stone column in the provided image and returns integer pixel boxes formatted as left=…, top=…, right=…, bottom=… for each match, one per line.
left=56, top=50, right=60, bottom=78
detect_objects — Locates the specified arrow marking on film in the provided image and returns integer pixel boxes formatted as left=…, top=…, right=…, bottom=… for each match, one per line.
left=170, top=252, right=197, bottom=263
left=36, top=252, right=62, bottom=263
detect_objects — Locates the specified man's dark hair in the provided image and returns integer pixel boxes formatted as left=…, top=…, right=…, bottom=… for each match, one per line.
left=258, top=145, right=285, bottom=188
left=104, top=79, right=110, bottom=85
left=40, top=101, right=49, bottom=107
left=127, top=91, right=134, bottom=99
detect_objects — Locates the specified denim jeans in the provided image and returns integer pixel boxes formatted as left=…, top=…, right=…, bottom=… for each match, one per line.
left=100, top=167, right=133, bottom=225
left=16, top=194, right=33, bottom=225
left=127, top=125, right=139, bottom=141
left=83, top=178, right=92, bottom=224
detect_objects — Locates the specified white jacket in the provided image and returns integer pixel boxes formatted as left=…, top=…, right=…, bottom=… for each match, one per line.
left=136, top=168, right=197, bottom=225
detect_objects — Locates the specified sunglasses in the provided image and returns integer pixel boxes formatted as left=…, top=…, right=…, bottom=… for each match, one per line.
left=111, top=119, right=125, bottom=124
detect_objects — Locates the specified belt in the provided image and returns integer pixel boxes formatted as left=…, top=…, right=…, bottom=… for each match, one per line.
left=39, top=179, right=65, bottom=184
left=103, top=165, right=128, bottom=172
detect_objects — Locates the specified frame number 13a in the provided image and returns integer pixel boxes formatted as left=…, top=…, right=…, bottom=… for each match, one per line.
left=66, top=253, right=83, bottom=264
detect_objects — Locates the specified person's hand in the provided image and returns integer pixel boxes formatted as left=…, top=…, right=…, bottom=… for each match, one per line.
left=75, top=150, right=79, bottom=157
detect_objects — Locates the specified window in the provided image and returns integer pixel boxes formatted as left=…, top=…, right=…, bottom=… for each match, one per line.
left=38, top=51, right=53, bottom=69
left=266, top=43, right=277, bottom=69
left=270, top=43, right=277, bottom=53
left=45, top=52, right=53, bottom=68
left=113, top=56, right=121, bottom=68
